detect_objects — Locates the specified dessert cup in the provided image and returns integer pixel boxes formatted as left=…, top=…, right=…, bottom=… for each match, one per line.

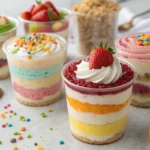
left=3, top=33, right=66, bottom=106
left=72, top=0, right=119, bottom=56
left=0, top=15, right=19, bottom=79
left=62, top=57, right=136, bottom=144
left=19, top=8, right=70, bottom=40
left=116, top=33, right=150, bottom=108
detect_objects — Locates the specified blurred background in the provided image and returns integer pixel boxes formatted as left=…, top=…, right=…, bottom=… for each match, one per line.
left=0, top=0, right=150, bottom=17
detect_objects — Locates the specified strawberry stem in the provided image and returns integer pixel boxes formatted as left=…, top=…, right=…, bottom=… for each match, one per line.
left=98, top=41, right=116, bottom=54
left=108, top=47, right=116, bottom=54
left=104, top=42, right=107, bottom=48
left=48, top=8, right=54, bottom=21
left=100, top=41, right=103, bottom=48
left=36, top=0, right=42, bottom=4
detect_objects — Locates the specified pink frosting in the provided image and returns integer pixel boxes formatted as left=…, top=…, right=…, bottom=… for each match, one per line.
left=116, top=34, right=150, bottom=62
left=13, top=80, right=61, bottom=100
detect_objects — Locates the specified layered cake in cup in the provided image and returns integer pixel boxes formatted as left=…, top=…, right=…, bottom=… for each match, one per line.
left=0, top=15, right=19, bottom=79
left=62, top=43, right=136, bottom=144
left=3, top=33, right=66, bottom=106
left=116, top=33, right=150, bottom=108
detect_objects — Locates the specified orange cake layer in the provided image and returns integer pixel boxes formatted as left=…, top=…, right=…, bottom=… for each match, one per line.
left=66, top=95, right=130, bottom=114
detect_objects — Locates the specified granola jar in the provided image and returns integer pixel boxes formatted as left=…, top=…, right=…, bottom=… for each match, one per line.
left=72, top=0, right=120, bottom=56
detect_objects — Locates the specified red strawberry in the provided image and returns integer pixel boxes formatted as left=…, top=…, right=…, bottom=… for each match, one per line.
left=44, top=1, right=60, bottom=16
left=21, top=11, right=31, bottom=20
left=28, top=4, right=35, bottom=14
left=31, top=4, right=47, bottom=16
left=31, top=9, right=50, bottom=22
left=89, top=43, right=115, bottom=69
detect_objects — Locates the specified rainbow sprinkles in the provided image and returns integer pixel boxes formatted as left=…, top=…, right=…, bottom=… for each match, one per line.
left=135, top=34, right=150, bottom=46
left=9, top=33, right=58, bottom=59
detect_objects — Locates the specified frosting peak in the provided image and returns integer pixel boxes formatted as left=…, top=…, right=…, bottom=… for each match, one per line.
left=75, top=56, right=122, bottom=84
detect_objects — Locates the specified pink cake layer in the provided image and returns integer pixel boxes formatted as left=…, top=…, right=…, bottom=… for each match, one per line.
left=12, top=80, right=62, bottom=100
left=116, top=34, right=150, bottom=61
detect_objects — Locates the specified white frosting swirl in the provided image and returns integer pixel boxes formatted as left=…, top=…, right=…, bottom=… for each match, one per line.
left=8, top=41, right=60, bottom=58
left=5, top=33, right=66, bottom=60
left=75, top=56, right=122, bottom=84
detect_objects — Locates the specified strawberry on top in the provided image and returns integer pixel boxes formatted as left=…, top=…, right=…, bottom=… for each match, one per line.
left=89, top=42, right=116, bottom=70
left=20, top=0, right=67, bottom=22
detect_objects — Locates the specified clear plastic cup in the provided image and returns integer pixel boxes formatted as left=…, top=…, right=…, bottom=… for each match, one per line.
left=3, top=33, right=66, bottom=107
left=71, top=10, right=119, bottom=56
left=18, top=8, right=71, bottom=40
left=61, top=57, right=136, bottom=144
left=116, top=33, right=150, bottom=108
left=0, top=15, right=19, bottom=79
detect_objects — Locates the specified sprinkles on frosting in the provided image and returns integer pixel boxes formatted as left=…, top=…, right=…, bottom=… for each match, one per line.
left=11, top=33, right=58, bottom=59
left=135, top=34, right=150, bottom=46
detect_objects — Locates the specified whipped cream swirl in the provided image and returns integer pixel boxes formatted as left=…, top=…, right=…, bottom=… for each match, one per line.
left=75, top=56, right=122, bottom=84
left=6, top=33, right=65, bottom=59
left=8, top=41, right=60, bottom=58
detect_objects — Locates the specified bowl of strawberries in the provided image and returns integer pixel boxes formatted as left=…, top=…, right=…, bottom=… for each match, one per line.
left=19, top=0, right=70, bottom=40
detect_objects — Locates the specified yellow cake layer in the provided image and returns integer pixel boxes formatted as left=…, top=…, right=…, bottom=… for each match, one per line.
left=69, top=115, right=127, bottom=137
left=67, top=95, right=130, bottom=114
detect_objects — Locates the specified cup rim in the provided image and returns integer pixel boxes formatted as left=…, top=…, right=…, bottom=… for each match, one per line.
left=71, top=8, right=120, bottom=16
left=3, top=32, right=67, bottom=60
left=61, top=56, right=137, bottom=92
left=0, top=15, right=19, bottom=35
left=18, top=7, right=71, bottom=24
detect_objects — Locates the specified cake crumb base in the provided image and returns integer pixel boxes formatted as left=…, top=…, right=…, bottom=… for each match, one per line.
left=16, top=93, right=61, bottom=107
left=131, top=99, right=150, bottom=108
left=72, top=131, right=124, bottom=145
left=0, top=71, right=9, bottom=80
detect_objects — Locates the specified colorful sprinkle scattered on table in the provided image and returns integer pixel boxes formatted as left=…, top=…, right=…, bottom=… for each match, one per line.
left=59, top=140, right=64, bottom=145
left=0, top=103, right=61, bottom=148
left=26, top=118, right=31, bottom=122
left=13, top=146, right=19, bottom=150
left=20, top=127, right=26, bottom=131
left=8, top=123, right=12, bottom=127
left=37, top=146, right=44, bottom=150
left=34, top=142, right=38, bottom=146
left=135, top=34, right=150, bottom=46
left=13, top=132, right=18, bottom=136
left=26, top=134, right=32, bottom=138
left=10, top=138, right=17, bottom=143
left=1, top=124, right=6, bottom=128
left=9, top=110, right=13, bottom=113
left=40, top=113, right=47, bottom=118
left=18, top=136, right=23, bottom=140
left=20, top=116, right=24, bottom=120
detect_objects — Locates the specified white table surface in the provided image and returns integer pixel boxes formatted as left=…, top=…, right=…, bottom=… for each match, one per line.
left=1, top=0, right=150, bottom=150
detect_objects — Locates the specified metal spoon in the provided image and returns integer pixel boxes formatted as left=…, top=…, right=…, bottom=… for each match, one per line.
left=118, top=9, right=150, bottom=31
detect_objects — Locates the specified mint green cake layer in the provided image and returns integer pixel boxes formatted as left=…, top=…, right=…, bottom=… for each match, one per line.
left=0, top=21, right=15, bottom=33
